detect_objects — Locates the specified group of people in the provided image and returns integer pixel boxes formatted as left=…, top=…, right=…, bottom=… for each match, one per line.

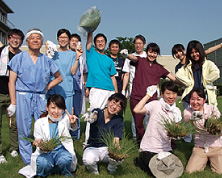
left=0, top=25, right=222, bottom=177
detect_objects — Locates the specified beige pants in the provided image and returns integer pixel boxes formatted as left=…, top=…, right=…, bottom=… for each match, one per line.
left=186, top=147, right=222, bottom=174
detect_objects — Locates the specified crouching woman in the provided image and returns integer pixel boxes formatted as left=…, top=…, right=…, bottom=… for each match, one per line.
left=184, top=88, right=222, bottom=174
left=133, top=81, right=182, bottom=176
left=82, top=93, right=127, bottom=175
left=19, top=94, right=78, bottom=177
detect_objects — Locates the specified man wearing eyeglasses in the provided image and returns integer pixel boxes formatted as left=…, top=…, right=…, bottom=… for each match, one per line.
left=0, top=29, right=24, bottom=164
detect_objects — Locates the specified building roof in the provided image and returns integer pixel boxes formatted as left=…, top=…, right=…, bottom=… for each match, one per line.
left=0, top=0, right=14, bottom=13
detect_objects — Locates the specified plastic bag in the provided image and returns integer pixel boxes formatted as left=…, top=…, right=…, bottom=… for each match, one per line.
left=78, top=6, right=101, bottom=35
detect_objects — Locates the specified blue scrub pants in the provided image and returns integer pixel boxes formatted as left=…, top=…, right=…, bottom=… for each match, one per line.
left=36, top=147, right=72, bottom=177
left=16, top=91, right=46, bottom=164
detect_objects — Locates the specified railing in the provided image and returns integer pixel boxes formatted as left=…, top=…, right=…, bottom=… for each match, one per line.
left=0, top=18, right=15, bottom=29
left=6, top=19, right=14, bottom=29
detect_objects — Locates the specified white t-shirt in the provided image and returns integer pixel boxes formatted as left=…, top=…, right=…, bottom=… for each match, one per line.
left=122, top=51, right=147, bottom=93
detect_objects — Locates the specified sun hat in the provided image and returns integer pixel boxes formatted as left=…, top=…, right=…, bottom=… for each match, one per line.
left=149, top=152, right=184, bottom=178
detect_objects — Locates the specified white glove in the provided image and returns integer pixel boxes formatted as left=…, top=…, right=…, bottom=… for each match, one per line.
left=108, top=157, right=124, bottom=166
left=81, top=109, right=98, bottom=123
left=46, top=40, right=57, bottom=59
left=120, top=49, right=128, bottom=58
left=190, top=111, right=203, bottom=121
left=7, top=104, right=16, bottom=117
left=146, top=85, right=157, bottom=97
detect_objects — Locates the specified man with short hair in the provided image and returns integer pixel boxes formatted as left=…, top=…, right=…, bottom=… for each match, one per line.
left=108, top=39, right=125, bottom=94
left=83, top=31, right=118, bottom=147
left=69, top=33, right=88, bottom=139
left=0, top=29, right=24, bottom=164
left=121, top=35, right=148, bottom=139
left=8, top=28, right=63, bottom=164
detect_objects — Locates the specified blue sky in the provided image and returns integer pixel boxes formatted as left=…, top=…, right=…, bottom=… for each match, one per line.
left=4, top=0, right=222, bottom=55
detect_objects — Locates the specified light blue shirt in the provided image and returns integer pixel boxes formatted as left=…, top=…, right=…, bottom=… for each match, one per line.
left=50, top=50, right=76, bottom=97
left=8, top=51, right=59, bottom=93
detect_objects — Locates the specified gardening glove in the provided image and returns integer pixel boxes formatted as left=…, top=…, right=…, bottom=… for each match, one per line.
left=146, top=85, right=157, bottom=97
left=120, top=49, right=128, bottom=58
left=190, top=111, right=203, bottom=121
left=108, top=157, right=124, bottom=166
left=7, top=104, right=16, bottom=117
left=81, top=108, right=98, bottom=123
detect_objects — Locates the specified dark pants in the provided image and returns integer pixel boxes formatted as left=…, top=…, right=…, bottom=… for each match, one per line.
left=135, top=151, right=156, bottom=177
left=130, top=98, right=145, bottom=145
left=0, top=93, right=18, bottom=154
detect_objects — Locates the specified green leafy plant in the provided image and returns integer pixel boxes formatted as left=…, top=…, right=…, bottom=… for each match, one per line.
left=100, top=129, right=137, bottom=162
left=24, top=135, right=71, bottom=152
left=205, top=114, right=222, bottom=136
left=162, top=116, right=196, bottom=140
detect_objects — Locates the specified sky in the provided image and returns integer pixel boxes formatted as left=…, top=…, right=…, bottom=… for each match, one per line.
left=3, top=0, right=222, bottom=55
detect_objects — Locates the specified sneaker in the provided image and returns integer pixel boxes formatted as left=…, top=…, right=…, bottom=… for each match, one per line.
left=0, top=155, right=7, bottom=164
left=93, top=171, right=99, bottom=175
left=10, top=150, right=18, bottom=157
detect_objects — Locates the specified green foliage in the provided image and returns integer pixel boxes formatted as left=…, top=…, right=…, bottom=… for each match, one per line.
left=1, top=98, right=222, bottom=177
left=100, top=129, right=137, bottom=162
left=162, top=116, right=196, bottom=139
left=23, top=135, right=71, bottom=152
left=205, top=114, right=222, bottom=136
left=104, top=36, right=135, bottom=56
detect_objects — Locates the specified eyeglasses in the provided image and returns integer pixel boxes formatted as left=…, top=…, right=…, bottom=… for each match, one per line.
left=10, top=35, right=22, bottom=41
left=110, top=100, right=122, bottom=109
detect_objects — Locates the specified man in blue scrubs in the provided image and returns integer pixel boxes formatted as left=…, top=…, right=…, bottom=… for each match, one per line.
left=8, top=28, right=63, bottom=164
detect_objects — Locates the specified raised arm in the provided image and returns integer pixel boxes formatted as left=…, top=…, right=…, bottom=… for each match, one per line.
left=133, top=85, right=157, bottom=114
left=120, top=49, right=138, bottom=63
left=71, top=47, right=83, bottom=75
left=87, top=32, right=93, bottom=51
left=205, top=43, right=222, bottom=55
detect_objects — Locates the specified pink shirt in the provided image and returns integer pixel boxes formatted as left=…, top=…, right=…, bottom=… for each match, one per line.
left=140, top=100, right=181, bottom=153
left=184, top=104, right=222, bottom=148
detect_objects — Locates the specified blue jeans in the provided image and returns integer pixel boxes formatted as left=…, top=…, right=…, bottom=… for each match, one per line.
left=36, top=146, right=72, bottom=177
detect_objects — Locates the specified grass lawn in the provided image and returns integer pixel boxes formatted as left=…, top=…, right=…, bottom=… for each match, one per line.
left=0, top=98, right=222, bottom=178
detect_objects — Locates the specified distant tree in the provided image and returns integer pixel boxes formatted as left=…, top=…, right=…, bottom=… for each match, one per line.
left=117, top=37, right=135, bottom=53
left=105, top=37, right=135, bottom=56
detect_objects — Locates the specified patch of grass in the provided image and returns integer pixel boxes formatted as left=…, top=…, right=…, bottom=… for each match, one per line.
left=162, top=116, right=196, bottom=139
left=0, top=98, right=222, bottom=177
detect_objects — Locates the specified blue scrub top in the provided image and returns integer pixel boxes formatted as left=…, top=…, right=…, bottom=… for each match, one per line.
left=8, top=51, right=59, bottom=93
left=50, top=50, right=76, bottom=97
